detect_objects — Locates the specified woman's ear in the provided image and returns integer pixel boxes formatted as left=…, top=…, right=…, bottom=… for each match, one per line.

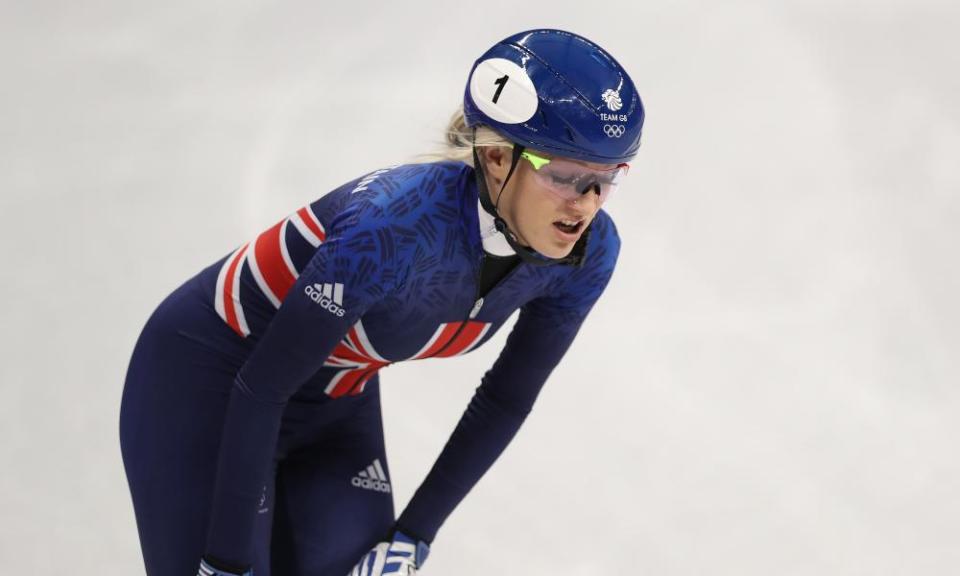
left=480, top=146, right=511, bottom=187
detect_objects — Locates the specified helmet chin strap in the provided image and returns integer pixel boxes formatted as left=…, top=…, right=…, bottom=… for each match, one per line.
left=471, top=130, right=590, bottom=267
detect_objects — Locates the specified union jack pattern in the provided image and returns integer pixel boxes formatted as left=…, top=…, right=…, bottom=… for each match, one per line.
left=213, top=243, right=252, bottom=338
left=214, top=205, right=327, bottom=337
left=323, top=319, right=491, bottom=398
left=213, top=196, right=493, bottom=399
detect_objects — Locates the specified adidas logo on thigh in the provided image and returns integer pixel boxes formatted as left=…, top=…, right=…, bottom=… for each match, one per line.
left=351, top=458, right=392, bottom=493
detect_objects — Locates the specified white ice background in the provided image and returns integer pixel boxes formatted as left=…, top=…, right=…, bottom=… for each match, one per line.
left=1, top=1, right=958, bottom=574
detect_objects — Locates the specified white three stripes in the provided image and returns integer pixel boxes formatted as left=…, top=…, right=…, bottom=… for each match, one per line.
left=316, top=282, right=344, bottom=305
left=356, top=458, right=388, bottom=481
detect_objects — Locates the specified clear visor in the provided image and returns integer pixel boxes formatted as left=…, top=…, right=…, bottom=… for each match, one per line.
left=520, top=150, right=629, bottom=204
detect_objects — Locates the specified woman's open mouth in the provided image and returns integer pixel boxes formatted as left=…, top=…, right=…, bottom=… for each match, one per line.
left=553, top=217, right=585, bottom=237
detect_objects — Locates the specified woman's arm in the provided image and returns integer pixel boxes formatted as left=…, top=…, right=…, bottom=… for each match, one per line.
left=396, top=214, right=621, bottom=543
left=202, top=200, right=403, bottom=569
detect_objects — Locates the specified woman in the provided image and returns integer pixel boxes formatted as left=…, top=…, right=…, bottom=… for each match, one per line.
left=120, top=28, right=644, bottom=576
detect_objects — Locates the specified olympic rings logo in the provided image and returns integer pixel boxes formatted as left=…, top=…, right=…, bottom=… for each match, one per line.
left=603, top=124, right=625, bottom=138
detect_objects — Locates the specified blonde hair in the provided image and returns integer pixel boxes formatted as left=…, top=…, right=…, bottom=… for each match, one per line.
left=413, top=107, right=512, bottom=167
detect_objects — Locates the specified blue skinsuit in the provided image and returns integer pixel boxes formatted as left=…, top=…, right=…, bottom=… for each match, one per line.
left=119, top=161, right=620, bottom=575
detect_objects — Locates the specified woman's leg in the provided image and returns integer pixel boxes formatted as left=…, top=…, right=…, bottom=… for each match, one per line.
left=119, top=291, right=277, bottom=576
left=270, top=384, right=396, bottom=576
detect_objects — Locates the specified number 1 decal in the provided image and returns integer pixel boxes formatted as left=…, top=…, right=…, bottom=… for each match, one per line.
left=470, top=59, right=536, bottom=124
left=492, top=74, right=509, bottom=104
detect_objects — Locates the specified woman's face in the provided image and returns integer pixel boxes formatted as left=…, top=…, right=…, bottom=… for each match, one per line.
left=481, top=146, right=609, bottom=259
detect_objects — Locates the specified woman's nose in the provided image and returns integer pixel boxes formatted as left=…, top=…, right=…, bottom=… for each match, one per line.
left=571, top=190, right=599, bottom=210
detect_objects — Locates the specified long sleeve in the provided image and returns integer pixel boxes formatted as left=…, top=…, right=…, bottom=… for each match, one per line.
left=203, top=200, right=403, bottom=567
left=397, top=214, right=621, bottom=543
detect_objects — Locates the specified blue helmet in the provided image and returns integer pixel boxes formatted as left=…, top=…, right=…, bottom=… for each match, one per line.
left=463, top=29, right=644, bottom=164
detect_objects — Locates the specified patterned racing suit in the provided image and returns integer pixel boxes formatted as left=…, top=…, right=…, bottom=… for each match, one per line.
left=119, top=160, right=620, bottom=575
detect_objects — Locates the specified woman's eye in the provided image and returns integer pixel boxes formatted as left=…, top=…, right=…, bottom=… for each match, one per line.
left=549, top=174, right=577, bottom=186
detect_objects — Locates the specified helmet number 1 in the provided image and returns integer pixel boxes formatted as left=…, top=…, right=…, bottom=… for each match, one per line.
left=470, top=59, right=536, bottom=124
left=492, top=74, right=509, bottom=104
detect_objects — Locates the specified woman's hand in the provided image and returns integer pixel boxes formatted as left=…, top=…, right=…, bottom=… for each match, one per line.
left=197, top=557, right=252, bottom=576
left=347, top=529, right=430, bottom=576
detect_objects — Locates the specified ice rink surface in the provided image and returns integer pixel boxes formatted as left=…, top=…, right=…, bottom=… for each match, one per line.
left=1, top=1, right=958, bottom=574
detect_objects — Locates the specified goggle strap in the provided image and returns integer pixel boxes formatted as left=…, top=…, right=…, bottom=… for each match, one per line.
left=498, top=144, right=525, bottom=211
